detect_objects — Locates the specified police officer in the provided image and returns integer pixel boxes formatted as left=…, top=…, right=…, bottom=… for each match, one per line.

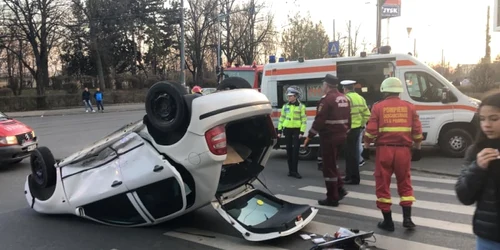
left=363, top=77, right=423, bottom=231
left=341, top=80, right=371, bottom=185
left=278, top=86, right=307, bottom=179
left=304, top=74, right=350, bottom=206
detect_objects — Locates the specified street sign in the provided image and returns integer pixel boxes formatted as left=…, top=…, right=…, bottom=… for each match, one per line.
left=381, top=0, right=401, bottom=19
left=328, top=41, right=339, bottom=56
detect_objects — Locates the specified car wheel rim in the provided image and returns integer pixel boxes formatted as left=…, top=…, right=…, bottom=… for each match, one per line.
left=33, top=156, right=44, bottom=185
left=449, top=136, right=464, bottom=151
left=299, top=148, right=310, bottom=155
left=153, top=93, right=176, bottom=122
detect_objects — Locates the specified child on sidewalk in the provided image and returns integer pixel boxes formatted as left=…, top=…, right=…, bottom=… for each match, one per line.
left=94, top=88, right=104, bottom=113
left=82, top=88, right=95, bottom=112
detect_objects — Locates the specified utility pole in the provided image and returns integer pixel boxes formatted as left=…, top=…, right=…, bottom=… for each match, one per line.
left=348, top=20, right=351, bottom=57
left=180, top=0, right=186, bottom=86
left=376, top=0, right=384, bottom=50
left=485, top=5, right=492, bottom=63
left=333, top=19, right=336, bottom=41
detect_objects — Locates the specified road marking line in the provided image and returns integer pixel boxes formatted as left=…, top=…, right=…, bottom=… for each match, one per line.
left=164, top=228, right=289, bottom=250
left=357, top=179, right=456, bottom=196
left=275, top=194, right=473, bottom=235
left=360, top=171, right=457, bottom=184
left=304, top=221, right=455, bottom=250
left=299, top=186, right=473, bottom=215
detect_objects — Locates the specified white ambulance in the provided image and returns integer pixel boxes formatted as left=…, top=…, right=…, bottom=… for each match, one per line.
left=261, top=51, right=480, bottom=160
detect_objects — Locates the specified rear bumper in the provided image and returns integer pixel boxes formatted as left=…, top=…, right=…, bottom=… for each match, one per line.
left=0, top=141, right=38, bottom=163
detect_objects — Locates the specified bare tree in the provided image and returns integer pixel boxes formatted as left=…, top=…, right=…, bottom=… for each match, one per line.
left=346, top=21, right=361, bottom=57
left=234, top=0, right=274, bottom=65
left=1, top=0, right=68, bottom=96
left=185, top=0, right=218, bottom=84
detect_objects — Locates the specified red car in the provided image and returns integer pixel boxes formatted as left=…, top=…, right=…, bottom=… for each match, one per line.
left=0, top=111, right=37, bottom=165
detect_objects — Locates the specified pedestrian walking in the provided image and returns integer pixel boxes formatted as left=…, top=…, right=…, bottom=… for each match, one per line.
left=456, top=91, right=500, bottom=250
left=363, top=77, right=423, bottom=231
left=304, top=74, right=350, bottom=206
left=277, top=86, right=307, bottom=179
left=341, top=80, right=370, bottom=185
left=82, top=87, right=95, bottom=113
left=94, top=88, right=104, bottom=113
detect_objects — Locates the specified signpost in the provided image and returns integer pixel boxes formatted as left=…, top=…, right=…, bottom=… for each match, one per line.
left=328, top=41, right=339, bottom=57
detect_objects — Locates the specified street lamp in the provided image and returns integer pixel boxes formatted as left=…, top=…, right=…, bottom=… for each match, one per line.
left=217, top=12, right=226, bottom=71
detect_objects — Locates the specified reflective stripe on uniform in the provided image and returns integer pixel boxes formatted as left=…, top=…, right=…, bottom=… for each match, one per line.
left=377, top=197, right=392, bottom=204
left=310, top=128, right=318, bottom=134
left=325, top=177, right=338, bottom=182
left=365, top=132, right=376, bottom=138
left=379, top=127, right=412, bottom=132
left=413, top=134, right=423, bottom=139
left=400, top=196, right=416, bottom=202
left=325, top=119, right=349, bottom=124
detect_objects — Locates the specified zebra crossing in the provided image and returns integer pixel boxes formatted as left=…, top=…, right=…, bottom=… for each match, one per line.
left=164, top=170, right=475, bottom=250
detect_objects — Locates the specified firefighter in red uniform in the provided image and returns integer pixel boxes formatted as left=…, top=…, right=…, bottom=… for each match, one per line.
left=363, top=77, right=423, bottom=231
left=304, top=74, right=351, bottom=206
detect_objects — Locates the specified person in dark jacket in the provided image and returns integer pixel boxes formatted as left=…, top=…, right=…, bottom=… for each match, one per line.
left=82, top=87, right=95, bottom=113
left=456, top=91, right=500, bottom=249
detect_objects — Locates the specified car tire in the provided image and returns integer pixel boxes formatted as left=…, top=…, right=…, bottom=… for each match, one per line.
left=30, top=147, right=56, bottom=189
left=145, top=81, right=188, bottom=133
left=439, top=128, right=473, bottom=158
left=216, top=76, right=252, bottom=90
left=299, top=147, right=318, bottom=161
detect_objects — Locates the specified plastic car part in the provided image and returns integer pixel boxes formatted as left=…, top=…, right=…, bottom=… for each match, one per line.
left=216, top=76, right=253, bottom=90
left=145, top=81, right=188, bottom=133
left=205, top=125, right=227, bottom=155
left=30, top=147, right=56, bottom=189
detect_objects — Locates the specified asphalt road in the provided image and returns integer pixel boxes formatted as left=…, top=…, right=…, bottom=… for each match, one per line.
left=0, top=111, right=474, bottom=250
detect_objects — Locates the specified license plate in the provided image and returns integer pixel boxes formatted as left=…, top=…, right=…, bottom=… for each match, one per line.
left=27, top=145, right=37, bottom=151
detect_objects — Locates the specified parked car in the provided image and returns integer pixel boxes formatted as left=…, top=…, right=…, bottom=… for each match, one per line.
left=0, top=111, right=37, bottom=166
left=24, top=79, right=318, bottom=242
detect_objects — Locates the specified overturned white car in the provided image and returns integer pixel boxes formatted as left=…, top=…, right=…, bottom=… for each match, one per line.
left=24, top=79, right=318, bottom=242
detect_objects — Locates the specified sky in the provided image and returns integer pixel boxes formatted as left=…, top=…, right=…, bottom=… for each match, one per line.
left=264, top=0, right=500, bottom=66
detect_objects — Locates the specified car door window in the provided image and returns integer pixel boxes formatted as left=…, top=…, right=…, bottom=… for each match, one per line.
left=404, top=72, right=445, bottom=102
left=135, top=177, right=184, bottom=219
left=82, top=193, right=146, bottom=225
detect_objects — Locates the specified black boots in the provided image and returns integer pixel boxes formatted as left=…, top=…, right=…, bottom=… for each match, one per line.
left=402, top=206, right=416, bottom=229
left=378, top=207, right=416, bottom=232
left=377, top=211, right=395, bottom=232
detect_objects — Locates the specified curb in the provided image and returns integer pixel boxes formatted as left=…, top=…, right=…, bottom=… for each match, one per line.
left=410, top=167, right=460, bottom=178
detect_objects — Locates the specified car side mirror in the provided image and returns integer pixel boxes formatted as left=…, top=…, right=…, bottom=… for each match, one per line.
left=441, top=88, right=450, bottom=103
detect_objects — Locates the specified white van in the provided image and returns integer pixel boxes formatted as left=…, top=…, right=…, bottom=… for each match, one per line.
left=261, top=52, right=480, bottom=160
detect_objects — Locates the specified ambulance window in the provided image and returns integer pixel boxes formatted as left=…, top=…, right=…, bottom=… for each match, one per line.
left=277, top=78, right=324, bottom=108
left=404, top=72, right=446, bottom=102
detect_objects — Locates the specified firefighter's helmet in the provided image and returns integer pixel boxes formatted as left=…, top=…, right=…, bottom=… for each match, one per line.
left=380, top=77, right=403, bottom=93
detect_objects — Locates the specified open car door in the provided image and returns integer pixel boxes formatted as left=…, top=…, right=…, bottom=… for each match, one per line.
left=210, top=131, right=318, bottom=242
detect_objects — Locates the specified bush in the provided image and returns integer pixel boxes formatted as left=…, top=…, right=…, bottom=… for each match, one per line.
left=0, top=89, right=148, bottom=112
left=51, top=76, right=65, bottom=90
left=0, top=88, right=14, bottom=97
left=63, top=83, right=80, bottom=94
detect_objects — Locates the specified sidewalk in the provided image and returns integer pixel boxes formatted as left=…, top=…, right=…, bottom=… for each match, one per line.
left=5, top=103, right=145, bottom=118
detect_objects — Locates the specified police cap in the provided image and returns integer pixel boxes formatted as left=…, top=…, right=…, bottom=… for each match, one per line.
left=323, top=74, right=339, bottom=86
left=340, top=80, right=356, bottom=86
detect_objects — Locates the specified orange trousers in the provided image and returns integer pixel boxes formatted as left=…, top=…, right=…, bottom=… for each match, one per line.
left=374, top=146, right=415, bottom=212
